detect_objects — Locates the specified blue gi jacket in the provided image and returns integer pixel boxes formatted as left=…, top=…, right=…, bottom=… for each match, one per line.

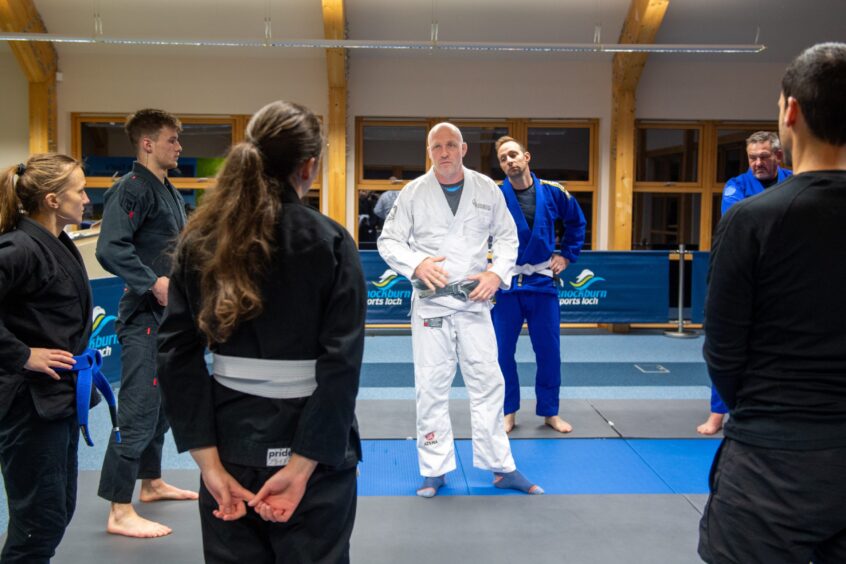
left=721, top=167, right=793, bottom=214
left=499, top=173, right=586, bottom=294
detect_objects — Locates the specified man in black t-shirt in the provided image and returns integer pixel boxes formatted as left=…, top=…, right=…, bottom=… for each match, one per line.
left=698, top=42, right=846, bottom=564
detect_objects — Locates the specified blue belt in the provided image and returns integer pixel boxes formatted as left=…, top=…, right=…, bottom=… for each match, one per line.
left=70, top=349, right=121, bottom=447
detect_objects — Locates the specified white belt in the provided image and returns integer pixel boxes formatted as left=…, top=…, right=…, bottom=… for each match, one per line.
left=512, top=260, right=553, bottom=278
left=212, top=354, right=317, bottom=399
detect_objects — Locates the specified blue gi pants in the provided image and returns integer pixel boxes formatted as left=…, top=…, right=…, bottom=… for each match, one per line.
left=98, top=309, right=169, bottom=503
left=710, top=387, right=728, bottom=414
left=492, top=291, right=561, bottom=417
left=0, top=389, right=78, bottom=563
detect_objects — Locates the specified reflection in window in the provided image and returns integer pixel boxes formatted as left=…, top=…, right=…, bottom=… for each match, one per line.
left=362, top=126, right=427, bottom=181
left=636, top=128, right=699, bottom=183
left=80, top=121, right=230, bottom=179
left=461, top=126, right=508, bottom=181
left=632, top=192, right=701, bottom=250
left=527, top=127, right=590, bottom=182
left=553, top=192, right=593, bottom=250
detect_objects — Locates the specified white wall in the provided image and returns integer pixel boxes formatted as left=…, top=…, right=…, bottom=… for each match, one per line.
left=637, top=61, right=787, bottom=121
left=0, top=51, right=30, bottom=167
left=55, top=51, right=329, bottom=155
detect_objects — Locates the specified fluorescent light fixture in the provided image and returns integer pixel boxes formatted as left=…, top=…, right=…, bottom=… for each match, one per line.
left=0, top=32, right=766, bottom=54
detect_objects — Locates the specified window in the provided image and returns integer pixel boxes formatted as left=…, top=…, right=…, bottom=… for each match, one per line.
left=632, top=192, right=701, bottom=251
left=452, top=123, right=510, bottom=181
left=527, top=126, right=591, bottom=183
left=359, top=123, right=427, bottom=182
left=636, top=126, right=701, bottom=184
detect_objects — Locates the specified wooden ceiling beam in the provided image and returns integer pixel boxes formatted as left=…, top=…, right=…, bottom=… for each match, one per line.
left=0, top=0, right=59, bottom=153
left=321, top=0, right=348, bottom=228
left=609, top=0, right=669, bottom=250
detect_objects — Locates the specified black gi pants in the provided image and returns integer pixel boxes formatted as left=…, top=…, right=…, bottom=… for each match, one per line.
left=699, top=438, right=846, bottom=564
left=199, top=463, right=357, bottom=564
left=98, top=310, right=169, bottom=503
left=0, top=389, right=78, bottom=563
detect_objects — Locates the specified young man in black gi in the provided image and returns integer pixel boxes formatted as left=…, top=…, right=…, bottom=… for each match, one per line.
left=698, top=42, right=846, bottom=563
left=95, top=109, right=198, bottom=538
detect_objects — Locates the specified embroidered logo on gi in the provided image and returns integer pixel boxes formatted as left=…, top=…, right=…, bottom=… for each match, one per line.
left=471, top=198, right=492, bottom=211
left=423, top=432, right=438, bottom=446
left=423, top=317, right=443, bottom=328
left=266, top=447, right=292, bottom=467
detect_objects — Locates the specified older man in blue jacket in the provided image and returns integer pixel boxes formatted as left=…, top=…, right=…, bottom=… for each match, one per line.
left=697, top=130, right=792, bottom=435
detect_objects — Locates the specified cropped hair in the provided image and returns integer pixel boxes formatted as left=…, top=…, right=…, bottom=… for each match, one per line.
left=125, top=109, right=182, bottom=149
left=745, top=131, right=782, bottom=151
left=781, top=42, right=846, bottom=146
left=176, top=101, right=323, bottom=344
left=495, top=136, right=527, bottom=153
left=0, top=154, right=80, bottom=234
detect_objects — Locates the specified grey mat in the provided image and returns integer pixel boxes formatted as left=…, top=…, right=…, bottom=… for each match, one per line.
left=356, top=399, right=617, bottom=439
left=352, top=495, right=704, bottom=564
left=51, top=471, right=704, bottom=564
left=53, top=470, right=203, bottom=563
left=589, top=400, right=724, bottom=439
left=685, top=494, right=710, bottom=514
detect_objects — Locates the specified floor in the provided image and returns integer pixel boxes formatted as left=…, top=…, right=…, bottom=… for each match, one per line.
left=2, top=331, right=720, bottom=563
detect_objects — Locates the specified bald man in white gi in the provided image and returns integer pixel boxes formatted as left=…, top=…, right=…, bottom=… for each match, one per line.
left=378, top=123, right=543, bottom=497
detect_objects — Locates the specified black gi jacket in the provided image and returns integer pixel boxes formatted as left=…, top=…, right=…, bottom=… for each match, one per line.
left=158, top=185, right=365, bottom=469
left=0, top=218, right=92, bottom=420
left=96, top=162, right=186, bottom=322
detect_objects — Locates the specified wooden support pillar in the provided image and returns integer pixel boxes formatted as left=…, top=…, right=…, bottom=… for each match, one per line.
left=321, top=0, right=348, bottom=227
left=0, top=0, right=59, bottom=153
left=608, top=0, right=669, bottom=250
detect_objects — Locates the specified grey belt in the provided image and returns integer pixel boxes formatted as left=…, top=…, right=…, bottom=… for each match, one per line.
left=212, top=354, right=317, bottom=399
left=415, top=279, right=480, bottom=301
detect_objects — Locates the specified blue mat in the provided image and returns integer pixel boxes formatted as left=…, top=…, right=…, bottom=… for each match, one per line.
left=360, top=363, right=710, bottom=388
left=357, top=438, right=719, bottom=497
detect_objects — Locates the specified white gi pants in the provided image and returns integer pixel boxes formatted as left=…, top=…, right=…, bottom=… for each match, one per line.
left=411, top=306, right=516, bottom=477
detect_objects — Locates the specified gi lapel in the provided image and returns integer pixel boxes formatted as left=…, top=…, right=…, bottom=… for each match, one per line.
left=501, top=177, right=532, bottom=261
left=521, top=173, right=552, bottom=263
left=17, top=218, right=93, bottom=341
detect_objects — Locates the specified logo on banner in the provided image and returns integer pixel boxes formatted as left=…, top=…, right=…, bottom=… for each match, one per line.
left=89, top=306, right=118, bottom=357
left=368, top=269, right=412, bottom=307
left=423, top=431, right=438, bottom=446
left=559, top=269, right=608, bottom=306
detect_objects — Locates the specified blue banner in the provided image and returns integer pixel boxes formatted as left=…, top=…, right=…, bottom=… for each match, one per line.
left=360, top=250, right=670, bottom=324
left=556, top=251, right=669, bottom=323
left=89, top=277, right=124, bottom=384
left=361, top=251, right=415, bottom=324
left=691, top=252, right=710, bottom=324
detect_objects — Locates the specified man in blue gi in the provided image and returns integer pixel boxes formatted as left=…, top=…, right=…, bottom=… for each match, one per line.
left=697, top=131, right=792, bottom=436
left=492, top=136, right=586, bottom=433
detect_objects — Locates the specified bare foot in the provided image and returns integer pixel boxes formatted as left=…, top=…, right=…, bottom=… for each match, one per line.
left=544, top=415, right=573, bottom=434
left=504, top=413, right=516, bottom=434
left=107, top=502, right=172, bottom=538
left=139, top=478, right=199, bottom=502
left=697, top=413, right=725, bottom=435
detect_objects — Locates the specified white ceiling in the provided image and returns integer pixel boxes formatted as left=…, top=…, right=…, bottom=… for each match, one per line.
left=12, top=0, right=845, bottom=62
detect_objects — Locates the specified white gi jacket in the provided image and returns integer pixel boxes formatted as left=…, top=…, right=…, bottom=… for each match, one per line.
left=378, top=167, right=518, bottom=318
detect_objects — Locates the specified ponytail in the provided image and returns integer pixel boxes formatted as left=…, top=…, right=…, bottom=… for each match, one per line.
left=177, top=142, right=282, bottom=344
left=0, top=166, right=23, bottom=234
